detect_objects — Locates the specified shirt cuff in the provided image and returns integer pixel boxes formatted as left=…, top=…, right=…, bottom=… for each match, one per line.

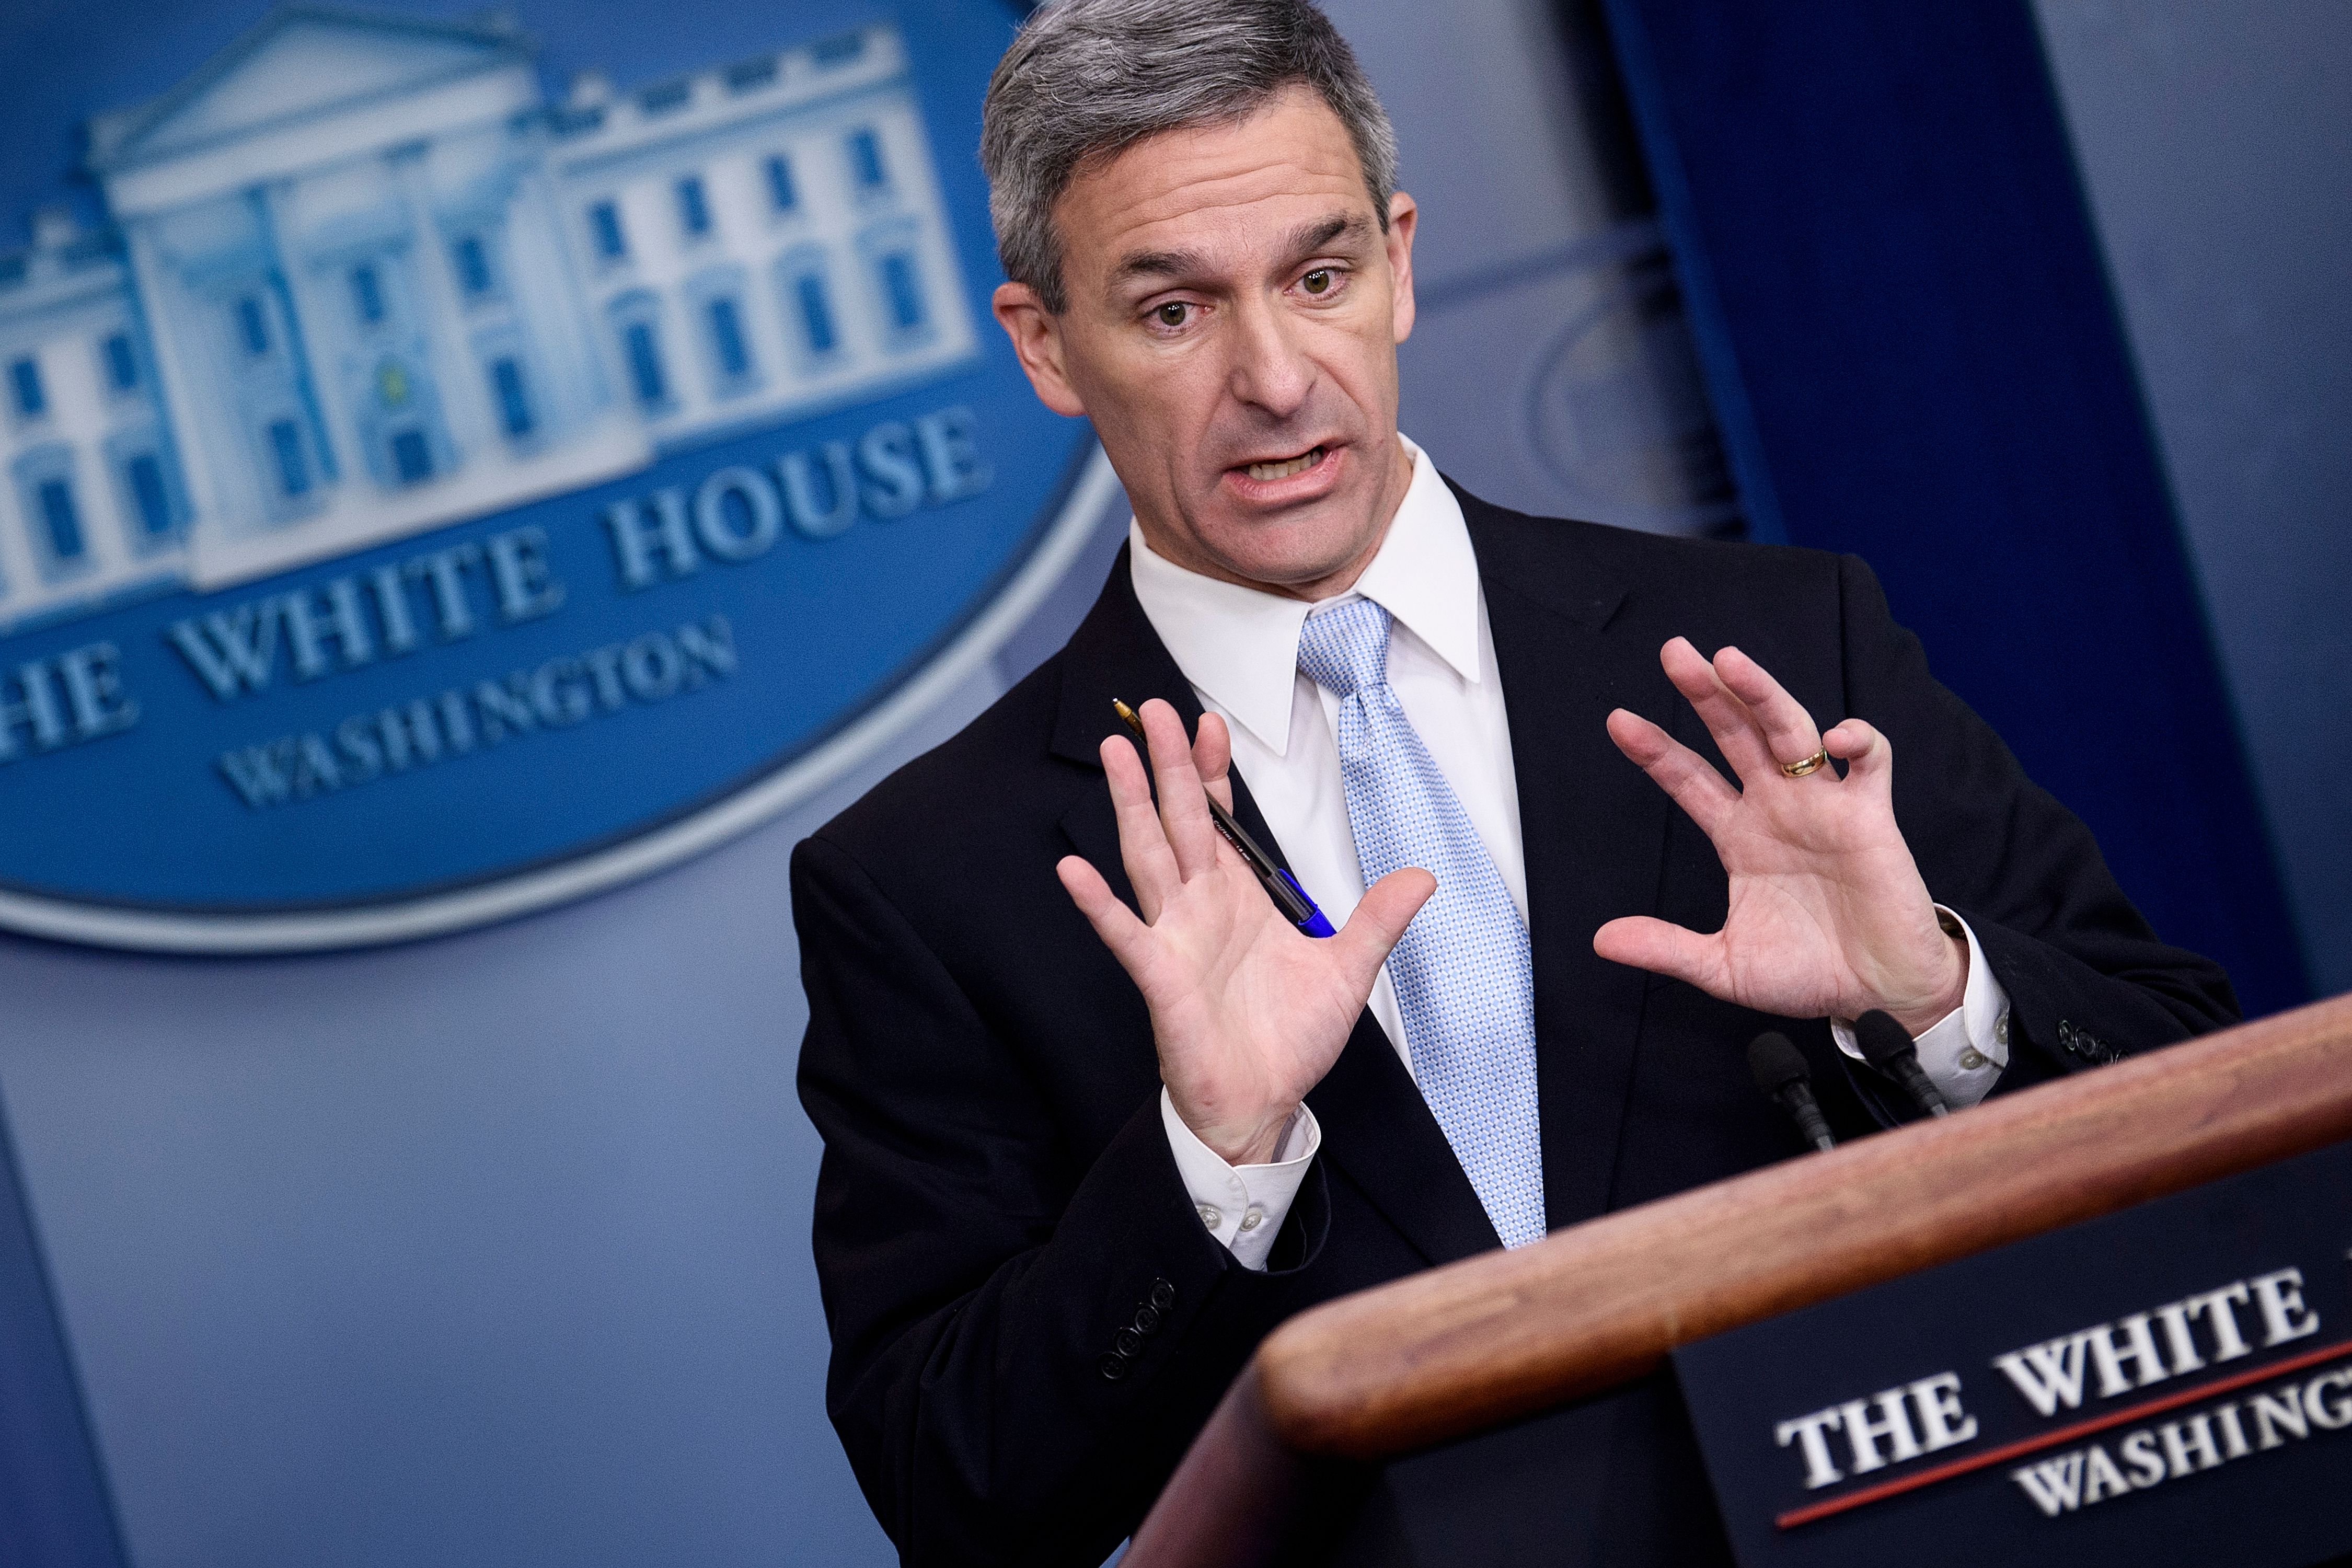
left=1160, top=1087, right=1320, bottom=1272
left=1832, top=907, right=2011, bottom=1110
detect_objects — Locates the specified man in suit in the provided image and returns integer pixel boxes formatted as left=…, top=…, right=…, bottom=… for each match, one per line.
left=792, top=2, right=2238, bottom=1563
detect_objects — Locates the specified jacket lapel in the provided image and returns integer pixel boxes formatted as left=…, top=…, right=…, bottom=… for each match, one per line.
left=1305, top=1018, right=1501, bottom=1265
left=1459, top=489, right=1677, bottom=1230
left=1049, top=543, right=1202, bottom=914
left=1049, top=548, right=1500, bottom=1267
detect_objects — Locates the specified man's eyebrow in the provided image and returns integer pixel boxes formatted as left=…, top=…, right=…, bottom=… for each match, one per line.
left=1110, top=246, right=1210, bottom=288
left=1105, top=212, right=1376, bottom=294
left=1282, top=212, right=1371, bottom=261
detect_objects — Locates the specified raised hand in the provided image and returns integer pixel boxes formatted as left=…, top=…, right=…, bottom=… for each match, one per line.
left=1057, top=699, right=1434, bottom=1165
left=1595, top=638, right=1967, bottom=1035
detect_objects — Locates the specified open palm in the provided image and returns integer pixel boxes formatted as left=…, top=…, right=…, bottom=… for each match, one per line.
left=1594, top=638, right=1966, bottom=1034
left=1058, top=700, right=1433, bottom=1166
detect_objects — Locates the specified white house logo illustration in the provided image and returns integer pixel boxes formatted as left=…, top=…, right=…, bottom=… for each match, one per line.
left=0, top=2, right=1112, bottom=952
left=0, top=6, right=976, bottom=631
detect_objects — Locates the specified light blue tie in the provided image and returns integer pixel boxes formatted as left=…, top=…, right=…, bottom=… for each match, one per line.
left=1297, top=599, right=1546, bottom=1249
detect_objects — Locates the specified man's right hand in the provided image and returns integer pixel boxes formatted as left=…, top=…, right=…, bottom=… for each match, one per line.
left=1057, top=699, right=1434, bottom=1166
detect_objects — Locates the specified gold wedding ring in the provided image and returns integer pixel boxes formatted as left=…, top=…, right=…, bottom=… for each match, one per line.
left=1780, top=748, right=1830, bottom=778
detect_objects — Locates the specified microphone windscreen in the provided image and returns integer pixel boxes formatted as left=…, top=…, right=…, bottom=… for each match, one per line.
left=1853, top=1009, right=1916, bottom=1066
left=1747, top=1031, right=1810, bottom=1094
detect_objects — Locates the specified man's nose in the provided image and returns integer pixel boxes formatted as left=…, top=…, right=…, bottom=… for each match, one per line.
left=1224, top=295, right=1316, bottom=419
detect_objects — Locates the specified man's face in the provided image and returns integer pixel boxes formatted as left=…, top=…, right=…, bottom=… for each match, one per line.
left=993, top=86, right=1419, bottom=599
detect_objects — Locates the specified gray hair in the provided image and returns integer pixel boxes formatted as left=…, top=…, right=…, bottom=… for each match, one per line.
left=980, top=0, right=1400, bottom=314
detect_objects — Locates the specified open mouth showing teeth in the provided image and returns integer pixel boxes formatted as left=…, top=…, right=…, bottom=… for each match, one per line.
left=1244, top=447, right=1324, bottom=483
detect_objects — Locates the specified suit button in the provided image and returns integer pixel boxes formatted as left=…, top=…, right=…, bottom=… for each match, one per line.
left=1098, top=1353, right=1127, bottom=1382
left=1149, top=1279, right=1176, bottom=1311
left=1114, top=1327, right=1145, bottom=1358
left=1132, top=1305, right=1161, bottom=1334
left=2058, top=1019, right=2116, bottom=1064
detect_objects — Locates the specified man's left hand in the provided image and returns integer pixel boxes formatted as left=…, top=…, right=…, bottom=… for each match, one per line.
left=1595, top=637, right=1967, bottom=1036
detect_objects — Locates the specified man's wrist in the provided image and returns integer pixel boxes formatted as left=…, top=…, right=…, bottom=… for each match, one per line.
left=1205, top=1111, right=1297, bottom=1167
left=1889, top=928, right=1970, bottom=1039
left=1162, top=1091, right=1320, bottom=1270
left=1168, top=1093, right=1302, bottom=1167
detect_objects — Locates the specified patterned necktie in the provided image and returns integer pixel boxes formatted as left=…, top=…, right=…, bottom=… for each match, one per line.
left=1296, top=599, right=1546, bottom=1248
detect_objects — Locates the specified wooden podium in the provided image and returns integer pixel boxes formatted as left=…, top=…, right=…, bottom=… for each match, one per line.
left=1122, top=993, right=2352, bottom=1567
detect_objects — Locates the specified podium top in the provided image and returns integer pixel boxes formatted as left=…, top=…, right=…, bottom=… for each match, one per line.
left=1126, top=991, right=2352, bottom=1567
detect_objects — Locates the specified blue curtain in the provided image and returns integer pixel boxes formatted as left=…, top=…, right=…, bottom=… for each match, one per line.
left=1596, top=0, right=2309, bottom=1014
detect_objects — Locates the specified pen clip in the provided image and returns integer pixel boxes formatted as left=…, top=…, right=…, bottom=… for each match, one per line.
left=1279, top=868, right=1336, bottom=939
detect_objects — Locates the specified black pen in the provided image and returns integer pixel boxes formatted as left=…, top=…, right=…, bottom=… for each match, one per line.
left=1113, top=698, right=1336, bottom=937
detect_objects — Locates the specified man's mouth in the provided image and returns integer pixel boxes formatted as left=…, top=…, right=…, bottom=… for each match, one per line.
left=1242, top=446, right=1325, bottom=483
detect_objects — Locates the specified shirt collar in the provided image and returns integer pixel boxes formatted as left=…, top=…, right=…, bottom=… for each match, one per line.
left=1127, top=436, right=1484, bottom=757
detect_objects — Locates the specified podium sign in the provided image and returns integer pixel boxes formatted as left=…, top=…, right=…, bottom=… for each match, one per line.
left=1676, top=1140, right=2352, bottom=1568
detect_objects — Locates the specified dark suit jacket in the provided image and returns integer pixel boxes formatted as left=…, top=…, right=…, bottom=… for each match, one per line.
left=792, top=486, right=2238, bottom=1567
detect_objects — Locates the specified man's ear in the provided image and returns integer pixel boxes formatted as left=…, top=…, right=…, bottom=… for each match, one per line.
left=1385, top=191, right=1419, bottom=347
left=992, top=282, right=1087, bottom=417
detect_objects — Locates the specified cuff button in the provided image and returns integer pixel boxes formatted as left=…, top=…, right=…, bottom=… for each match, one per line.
left=2055, top=1019, right=2119, bottom=1064
left=1957, top=1047, right=1988, bottom=1071
left=1098, top=1353, right=1128, bottom=1382
left=1132, top=1305, right=1161, bottom=1334
left=1114, top=1327, right=1145, bottom=1357
left=1196, top=1203, right=1223, bottom=1229
left=1239, top=1206, right=1265, bottom=1232
left=1149, top=1279, right=1177, bottom=1311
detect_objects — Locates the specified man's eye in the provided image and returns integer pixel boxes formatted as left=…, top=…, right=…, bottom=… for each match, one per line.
left=1302, top=268, right=1333, bottom=295
left=1155, top=302, right=1190, bottom=327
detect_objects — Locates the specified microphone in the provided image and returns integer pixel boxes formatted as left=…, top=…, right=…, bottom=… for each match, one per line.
left=1855, top=1009, right=1951, bottom=1119
left=1747, top=1031, right=1835, bottom=1153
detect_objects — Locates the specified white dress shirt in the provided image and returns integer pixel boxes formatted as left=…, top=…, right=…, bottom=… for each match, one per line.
left=1134, top=439, right=2011, bottom=1269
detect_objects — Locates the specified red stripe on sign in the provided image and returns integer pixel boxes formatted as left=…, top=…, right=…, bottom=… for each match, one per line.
left=1775, top=1334, right=2352, bottom=1529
